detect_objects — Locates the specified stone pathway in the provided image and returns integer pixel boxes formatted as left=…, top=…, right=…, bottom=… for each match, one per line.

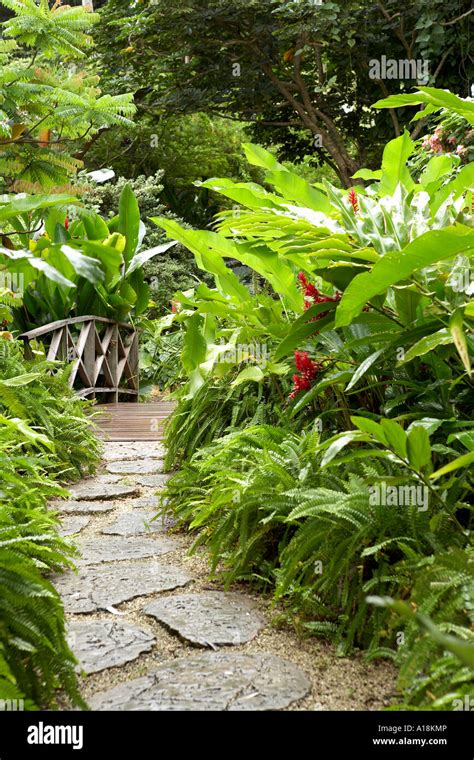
left=51, top=440, right=397, bottom=711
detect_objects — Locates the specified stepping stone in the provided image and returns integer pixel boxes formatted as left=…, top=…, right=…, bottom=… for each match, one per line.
left=72, top=474, right=123, bottom=486
left=55, top=500, right=118, bottom=514
left=102, top=442, right=165, bottom=461
left=68, top=483, right=139, bottom=501
left=77, top=535, right=179, bottom=565
left=55, top=561, right=191, bottom=613
left=89, top=652, right=311, bottom=710
left=67, top=620, right=155, bottom=674
left=134, top=475, right=169, bottom=488
left=128, top=496, right=161, bottom=509
left=106, top=459, right=164, bottom=475
left=101, top=511, right=174, bottom=536
left=143, top=593, right=264, bottom=647
left=58, top=516, right=90, bottom=536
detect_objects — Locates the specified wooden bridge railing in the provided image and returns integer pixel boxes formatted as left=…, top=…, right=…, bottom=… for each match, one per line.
left=20, top=316, right=139, bottom=402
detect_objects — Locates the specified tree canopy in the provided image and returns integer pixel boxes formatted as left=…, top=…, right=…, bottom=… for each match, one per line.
left=95, top=0, right=473, bottom=185
left=0, top=0, right=135, bottom=192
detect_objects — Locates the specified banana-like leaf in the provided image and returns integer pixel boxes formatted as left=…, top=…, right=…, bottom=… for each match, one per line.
left=398, top=328, right=453, bottom=365
left=378, top=131, right=415, bottom=196
left=151, top=217, right=251, bottom=304
left=0, top=194, right=78, bottom=221
left=231, top=366, right=265, bottom=386
left=335, top=225, right=474, bottom=327
left=60, top=245, right=104, bottom=284
left=242, top=143, right=284, bottom=171
left=181, top=313, right=207, bottom=374
left=127, top=240, right=177, bottom=275
left=118, top=183, right=140, bottom=266
left=449, top=308, right=472, bottom=377
left=265, top=170, right=333, bottom=213
left=373, top=87, right=474, bottom=125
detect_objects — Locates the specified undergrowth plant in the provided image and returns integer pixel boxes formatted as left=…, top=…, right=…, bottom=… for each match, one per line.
left=0, top=336, right=100, bottom=707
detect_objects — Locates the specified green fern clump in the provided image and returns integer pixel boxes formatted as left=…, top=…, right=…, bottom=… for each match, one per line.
left=391, top=548, right=474, bottom=709
left=0, top=336, right=101, bottom=706
left=164, top=379, right=281, bottom=470
left=0, top=480, right=84, bottom=708
left=0, top=339, right=101, bottom=479
left=161, top=424, right=307, bottom=581
left=159, top=422, right=471, bottom=683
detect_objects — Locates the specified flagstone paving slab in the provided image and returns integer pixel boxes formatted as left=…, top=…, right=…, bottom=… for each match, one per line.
left=143, top=593, right=265, bottom=647
left=68, top=483, right=140, bottom=501
left=101, top=511, right=174, bottom=536
left=134, top=475, right=169, bottom=488
left=55, top=561, right=191, bottom=613
left=58, top=516, right=91, bottom=536
left=55, top=500, right=118, bottom=514
left=101, top=442, right=166, bottom=461
left=89, top=651, right=311, bottom=710
left=106, top=459, right=164, bottom=475
left=67, top=620, right=155, bottom=674
left=126, top=496, right=161, bottom=509
left=76, top=535, right=179, bottom=565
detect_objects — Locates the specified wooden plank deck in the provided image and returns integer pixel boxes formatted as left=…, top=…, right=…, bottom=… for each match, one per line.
left=91, top=401, right=175, bottom=441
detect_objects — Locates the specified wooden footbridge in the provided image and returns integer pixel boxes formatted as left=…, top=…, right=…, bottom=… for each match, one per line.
left=20, top=316, right=174, bottom=441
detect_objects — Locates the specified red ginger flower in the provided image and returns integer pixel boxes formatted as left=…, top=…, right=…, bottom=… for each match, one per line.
left=64, top=216, right=69, bottom=230
left=294, top=350, right=317, bottom=374
left=289, top=351, right=323, bottom=399
left=348, top=189, right=359, bottom=214
left=297, top=272, right=341, bottom=315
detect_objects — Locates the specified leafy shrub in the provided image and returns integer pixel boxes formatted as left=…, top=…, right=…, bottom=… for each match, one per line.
left=156, top=89, right=474, bottom=709
left=164, top=378, right=281, bottom=470
left=0, top=338, right=101, bottom=707
left=139, top=320, right=185, bottom=392
left=80, top=172, right=212, bottom=313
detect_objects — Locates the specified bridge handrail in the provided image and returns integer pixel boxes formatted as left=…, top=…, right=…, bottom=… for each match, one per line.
left=19, top=316, right=139, bottom=402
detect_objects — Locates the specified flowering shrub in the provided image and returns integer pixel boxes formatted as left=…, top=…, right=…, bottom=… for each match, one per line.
left=421, top=126, right=468, bottom=157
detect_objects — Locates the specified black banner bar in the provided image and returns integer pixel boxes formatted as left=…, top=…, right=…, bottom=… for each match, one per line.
left=0, top=710, right=471, bottom=758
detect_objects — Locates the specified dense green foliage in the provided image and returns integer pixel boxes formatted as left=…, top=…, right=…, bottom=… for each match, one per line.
left=83, top=114, right=259, bottom=225
left=81, top=172, right=212, bottom=312
left=0, top=337, right=100, bottom=707
left=156, top=89, right=474, bottom=709
left=0, top=184, right=175, bottom=331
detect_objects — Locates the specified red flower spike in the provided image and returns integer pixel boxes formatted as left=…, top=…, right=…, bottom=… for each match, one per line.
left=289, top=351, right=323, bottom=400
left=297, top=272, right=341, bottom=317
left=64, top=216, right=69, bottom=230
left=348, top=189, right=359, bottom=214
